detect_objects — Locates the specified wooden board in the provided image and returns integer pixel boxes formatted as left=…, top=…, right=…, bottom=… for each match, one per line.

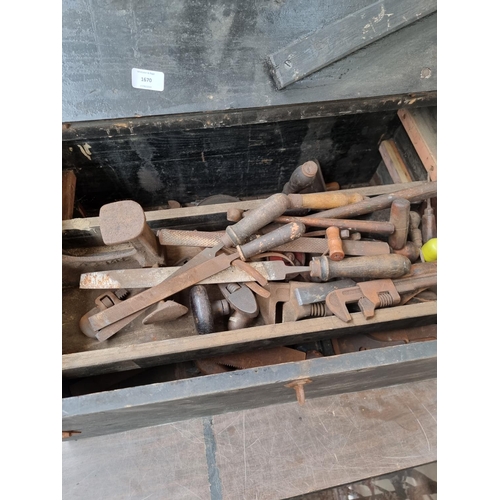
left=62, top=418, right=211, bottom=499
left=62, top=301, right=436, bottom=378
left=213, top=379, right=437, bottom=499
left=62, top=0, right=436, bottom=123
left=267, top=0, right=437, bottom=89
left=62, top=378, right=436, bottom=499
left=62, top=341, right=436, bottom=438
left=62, top=170, right=76, bottom=220
left=378, top=139, right=413, bottom=183
left=397, top=107, right=437, bottom=181
left=62, top=181, right=431, bottom=248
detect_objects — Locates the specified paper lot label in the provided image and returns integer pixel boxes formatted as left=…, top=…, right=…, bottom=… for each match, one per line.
left=131, top=68, right=164, bottom=91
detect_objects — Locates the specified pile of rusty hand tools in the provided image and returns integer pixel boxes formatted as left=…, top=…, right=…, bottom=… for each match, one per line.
left=75, top=160, right=437, bottom=368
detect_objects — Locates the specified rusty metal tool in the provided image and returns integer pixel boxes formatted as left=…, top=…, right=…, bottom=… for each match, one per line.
left=282, top=280, right=361, bottom=322
left=391, top=241, right=421, bottom=262
left=158, top=229, right=390, bottom=257
left=282, top=299, right=331, bottom=322
left=190, top=283, right=259, bottom=334
left=221, top=193, right=292, bottom=247
left=80, top=221, right=305, bottom=339
left=236, top=222, right=306, bottom=260
left=293, top=279, right=357, bottom=305
left=272, top=237, right=390, bottom=256
left=409, top=211, right=423, bottom=248
left=99, top=200, right=166, bottom=267
left=142, top=300, right=188, bottom=325
left=332, top=324, right=437, bottom=353
left=422, top=198, right=437, bottom=243
left=325, top=274, right=437, bottom=322
left=310, top=254, right=411, bottom=282
left=203, top=347, right=306, bottom=369
left=79, top=290, right=143, bottom=341
left=387, top=198, right=411, bottom=251
left=233, top=190, right=364, bottom=236
left=79, top=260, right=311, bottom=289
left=274, top=215, right=395, bottom=236
left=282, top=161, right=319, bottom=194
left=312, top=182, right=437, bottom=219
left=255, top=281, right=354, bottom=324
left=158, top=229, right=226, bottom=247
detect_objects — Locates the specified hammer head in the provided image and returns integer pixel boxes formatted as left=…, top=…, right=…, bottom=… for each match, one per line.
left=100, top=200, right=147, bottom=245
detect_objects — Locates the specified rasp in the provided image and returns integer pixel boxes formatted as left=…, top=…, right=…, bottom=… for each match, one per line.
left=80, top=260, right=311, bottom=289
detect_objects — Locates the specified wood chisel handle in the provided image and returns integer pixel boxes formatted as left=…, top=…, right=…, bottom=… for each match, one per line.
left=222, top=193, right=291, bottom=247
left=237, top=222, right=306, bottom=260
left=310, top=254, right=411, bottom=281
left=288, top=191, right=364, bottom=210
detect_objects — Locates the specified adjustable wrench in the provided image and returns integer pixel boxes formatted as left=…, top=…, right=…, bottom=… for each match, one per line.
left=325, top=274, right=437, bottom=322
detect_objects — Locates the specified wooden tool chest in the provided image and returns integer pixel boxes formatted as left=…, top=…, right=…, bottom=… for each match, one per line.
left=62, top=1, right=437, bottom=497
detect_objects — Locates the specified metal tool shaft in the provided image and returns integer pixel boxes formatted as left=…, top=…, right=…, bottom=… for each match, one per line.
left=80, top=261, right=310, bottom=289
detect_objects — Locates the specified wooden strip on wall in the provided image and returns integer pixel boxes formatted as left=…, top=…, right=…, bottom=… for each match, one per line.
left=398, top=108, right=437, bottom=181
left=62, top=170, right=77, bottom=220
left=379, top=139, right=413, bottom=183
left=267, top=0, right=437, bottom=89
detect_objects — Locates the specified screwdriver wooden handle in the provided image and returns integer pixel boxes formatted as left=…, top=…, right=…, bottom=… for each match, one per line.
left=287, top=191, right=364, bottom=210
left=310, top=254, right=411, bottom=281
left=237, top=222, right=306, bottom=260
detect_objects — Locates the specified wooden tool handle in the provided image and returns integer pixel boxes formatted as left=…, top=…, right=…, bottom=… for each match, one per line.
left=387, top=198, right=410, bottom=250
left=237, top=222, right=306, bottom=260
left=310, top=254, right=411, bottom=281
left=223, top=193, right=290, bottom=246
left=314, top=182, right=437, bottom=219
left=326, top=226, right=344, bottom=261
left=288, top=191, right=364, bottom=210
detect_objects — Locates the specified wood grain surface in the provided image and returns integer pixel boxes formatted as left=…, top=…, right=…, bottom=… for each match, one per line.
left=62, top=0, right=436, bottom=123
left=62, top=378, right=436, bottom=499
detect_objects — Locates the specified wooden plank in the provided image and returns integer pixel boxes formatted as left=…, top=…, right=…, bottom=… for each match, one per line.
left=397, top=107, right=437, bottom=181
left=62, top=342, right=436, bottom=438
left=214, top=379, right=437, bottom=498
left=63, top=0, right=436, bottom=123
left=267, top=0, right=437, bottom=89
left=369, top=160, right=394, bottom=186
left=62, top=181, right=430, bottom=233
left=62, top=301, right=436, bottom=378
left=62, top=379, right=436, bottom=498
left=62, top=170, right=76, bottom=220
left=392, top=125, right=429, bottom=181
left=379, top=139, right=413, bottom=183
left=62, top=417, right=211, bottom=499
